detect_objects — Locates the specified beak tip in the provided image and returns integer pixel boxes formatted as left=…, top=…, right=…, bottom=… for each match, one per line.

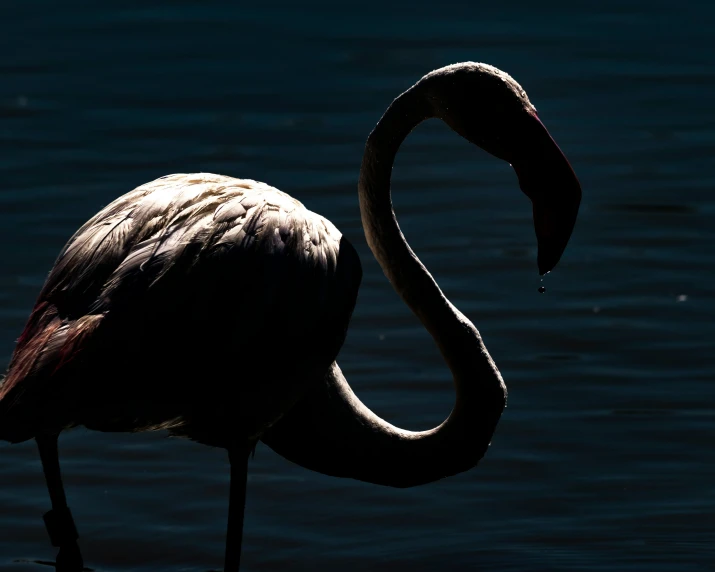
left=537, top=244, right=565, bottom=276
left=534, top=198, right=580, bottom=276
left=537, top=258, right=553, bottom=277
left=517, top=113, right=582, bottom=279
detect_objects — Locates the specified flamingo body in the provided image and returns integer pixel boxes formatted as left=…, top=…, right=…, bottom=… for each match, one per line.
left=0, top=173, right=361, bottom=446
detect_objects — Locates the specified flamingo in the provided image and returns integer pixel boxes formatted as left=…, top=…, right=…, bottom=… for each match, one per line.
left=0, top=62, right=580, bottom=571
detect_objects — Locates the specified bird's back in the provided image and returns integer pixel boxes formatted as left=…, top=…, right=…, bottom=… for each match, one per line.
left=0, top=173, right=362, bottom=446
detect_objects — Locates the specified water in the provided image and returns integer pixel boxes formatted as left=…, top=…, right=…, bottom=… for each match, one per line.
left=1, top=1, right=713, bottom=570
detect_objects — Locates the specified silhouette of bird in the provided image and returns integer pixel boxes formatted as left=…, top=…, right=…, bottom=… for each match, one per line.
left=0, top=62, right=581, bottom=571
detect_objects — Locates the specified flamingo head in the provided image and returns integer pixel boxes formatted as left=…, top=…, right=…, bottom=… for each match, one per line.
left=418, top=62, right=582, bottom=275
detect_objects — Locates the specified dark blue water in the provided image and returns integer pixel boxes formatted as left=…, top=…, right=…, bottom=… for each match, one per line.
left=1, top=1, right=713, bottom=570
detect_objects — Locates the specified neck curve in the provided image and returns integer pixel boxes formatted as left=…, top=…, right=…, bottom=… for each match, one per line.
left=262, top=82, right=507, bottom=488
left=359, top=83, right=505, bottom=408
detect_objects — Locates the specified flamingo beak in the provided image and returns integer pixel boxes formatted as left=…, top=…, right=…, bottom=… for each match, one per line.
left=512, top=112, right=581, bottom=275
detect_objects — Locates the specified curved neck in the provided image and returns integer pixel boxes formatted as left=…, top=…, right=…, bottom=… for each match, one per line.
left=358, top=85, right=498, bottom=402
left=262, top=84, right=507, bottom=488
left=359, top=87, right=438, bottom=317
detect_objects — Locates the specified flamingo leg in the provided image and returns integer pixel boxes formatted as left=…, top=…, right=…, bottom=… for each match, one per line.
left=224, top=445, right=250, bottom=572
left=36, top=433, right=83, bottom=572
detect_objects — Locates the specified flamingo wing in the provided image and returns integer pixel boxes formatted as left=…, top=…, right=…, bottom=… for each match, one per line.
left=0, top=173, right=361, bottom=443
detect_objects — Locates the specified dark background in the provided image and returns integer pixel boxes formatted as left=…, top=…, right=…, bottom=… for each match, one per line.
left=1, top=1, right=713, bottom=570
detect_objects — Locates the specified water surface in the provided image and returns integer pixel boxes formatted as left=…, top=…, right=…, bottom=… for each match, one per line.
left=1, top=1, right=713, bottom=570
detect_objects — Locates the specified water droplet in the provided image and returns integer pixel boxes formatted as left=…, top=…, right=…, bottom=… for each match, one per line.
left=538, top=286, right=546, bottom=294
